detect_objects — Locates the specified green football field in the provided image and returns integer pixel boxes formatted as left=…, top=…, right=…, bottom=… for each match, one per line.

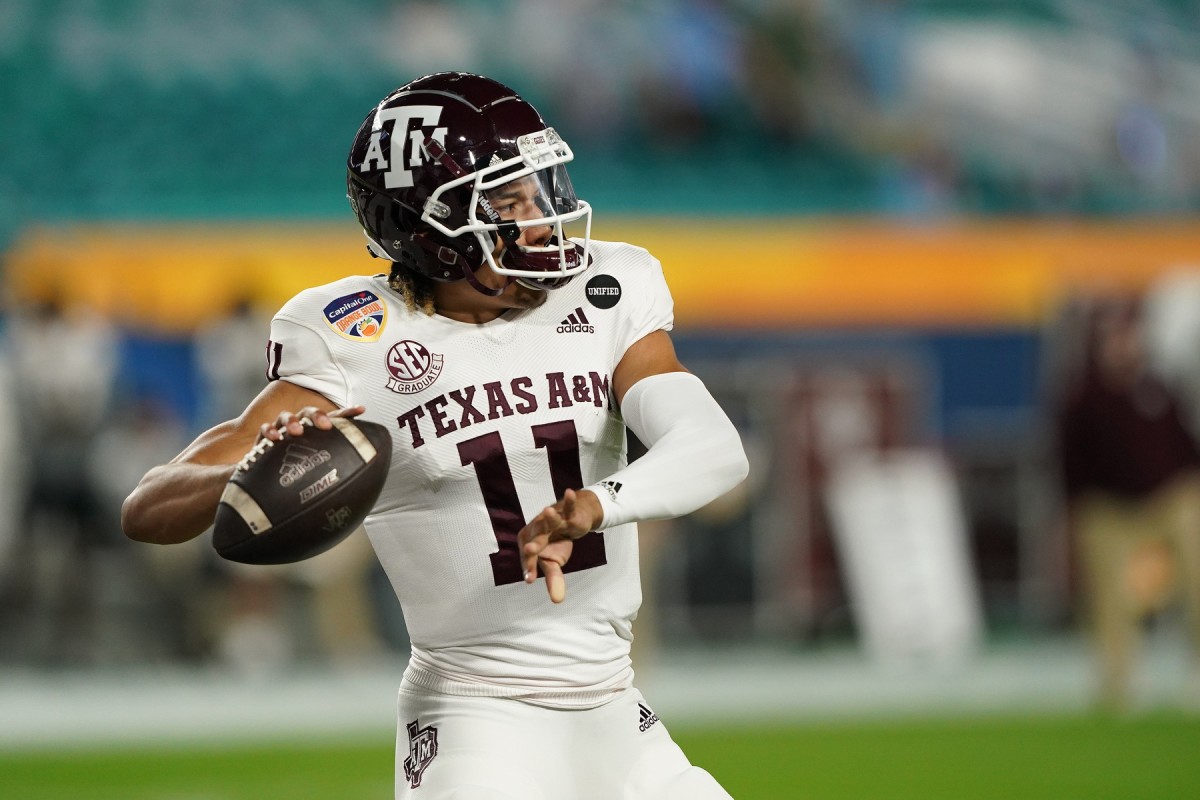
left=4, top=713, right=1199, bottom=799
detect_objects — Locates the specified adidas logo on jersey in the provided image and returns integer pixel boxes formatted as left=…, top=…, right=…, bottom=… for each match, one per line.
left=638, top=703, right=660, bottom=732
left=557, top=307, right=594, bottom=334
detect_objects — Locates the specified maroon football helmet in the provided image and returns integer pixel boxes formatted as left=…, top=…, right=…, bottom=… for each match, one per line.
left=346, top=72, right=592, bottom=294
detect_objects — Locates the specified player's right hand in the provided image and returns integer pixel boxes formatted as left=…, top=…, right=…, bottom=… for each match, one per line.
left=518, top=488, right=603, bottom=604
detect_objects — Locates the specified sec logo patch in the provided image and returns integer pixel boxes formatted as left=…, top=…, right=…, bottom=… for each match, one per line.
left=323, top=291, right=387, bottom=341
left=385, top=339, right=444, bottom=394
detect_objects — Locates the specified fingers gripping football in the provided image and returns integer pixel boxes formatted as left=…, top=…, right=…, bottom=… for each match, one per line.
left=259, top=405, right=366, bottom=443
left=213, top=406, right=390, bottom=566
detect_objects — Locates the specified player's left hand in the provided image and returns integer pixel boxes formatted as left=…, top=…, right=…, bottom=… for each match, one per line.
left=518, top=488, right=602, bottom=604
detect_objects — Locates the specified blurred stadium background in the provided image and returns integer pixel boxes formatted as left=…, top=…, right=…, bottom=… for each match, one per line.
left=4, top=1, right=1200, bottom=797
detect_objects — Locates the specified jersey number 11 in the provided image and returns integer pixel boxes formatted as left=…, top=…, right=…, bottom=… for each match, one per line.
left=458, top=420, right=607, bottom=587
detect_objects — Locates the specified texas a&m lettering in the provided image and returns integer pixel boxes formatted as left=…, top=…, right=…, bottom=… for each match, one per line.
left=395, top=371, right=610, bottom=448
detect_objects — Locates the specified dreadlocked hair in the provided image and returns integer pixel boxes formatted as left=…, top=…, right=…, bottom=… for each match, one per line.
left=388, top=265, right=436, bottom=316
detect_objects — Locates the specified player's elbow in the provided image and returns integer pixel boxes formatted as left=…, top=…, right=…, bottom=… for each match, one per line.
left=121, top=479, right=185, bottom=544
left=666, top=418, right=748, bottom=516
left=121, top=486, right=160, bottom=543
left=713, top=432, right=750, bottom=495
left=727, top=443, right=750, bottom=488
left=664, top=438, right=748, bottom=519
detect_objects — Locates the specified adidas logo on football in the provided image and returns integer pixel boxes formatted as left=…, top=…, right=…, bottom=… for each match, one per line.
left=638, top=703, right=659, bottom=732
left=557, top=307, right=594, bottom=334
left=278, top=444, right=332, bottom=487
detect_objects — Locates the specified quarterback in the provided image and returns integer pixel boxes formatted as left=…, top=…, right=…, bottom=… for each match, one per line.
left=123, top=72, right=748, bottom=799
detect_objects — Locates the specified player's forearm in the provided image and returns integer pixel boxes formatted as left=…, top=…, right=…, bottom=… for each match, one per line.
left=584, top=372, right=748, bottom=528
left=122, top=461, right=237, bottom=544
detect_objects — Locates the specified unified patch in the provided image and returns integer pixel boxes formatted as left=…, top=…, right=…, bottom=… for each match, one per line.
left=323, top=291, right=387, bottom=341
left=584, top=274, right=621, bottom=309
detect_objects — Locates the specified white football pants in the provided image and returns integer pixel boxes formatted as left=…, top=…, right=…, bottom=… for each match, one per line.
left=393, top=683, right=733, bottom=799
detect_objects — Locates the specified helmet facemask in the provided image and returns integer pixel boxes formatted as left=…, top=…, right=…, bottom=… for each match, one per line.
left=421, top=128, right=592, bottom=291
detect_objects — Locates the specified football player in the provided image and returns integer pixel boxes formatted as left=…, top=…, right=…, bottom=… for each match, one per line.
left=123, top=72, right=748, bottom=799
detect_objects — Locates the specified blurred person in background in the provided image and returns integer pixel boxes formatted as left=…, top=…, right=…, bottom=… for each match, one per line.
left=86, top=395, right=199, bottom=662
left=635, top=0, right=746, bottom=147
left=1143, top=267, right=1200, bottom=437
left=3, top=297, right=117, bottom=665
left=0, top=298, right=21, bottom=623
left=1054, top=293, right=1200, bottom=713
left=122, top=72, right=748, bottom=798
left=196, top=295, right=274, bottom=423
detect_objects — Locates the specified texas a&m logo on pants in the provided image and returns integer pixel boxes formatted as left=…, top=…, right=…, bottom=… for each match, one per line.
left=403, top=718, right=439, bottom=789
left=385, top=339, right=444, bottom=394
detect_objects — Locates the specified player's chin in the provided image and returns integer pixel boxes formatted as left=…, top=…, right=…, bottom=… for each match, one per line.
left=508, top=282, right=548, bottom=309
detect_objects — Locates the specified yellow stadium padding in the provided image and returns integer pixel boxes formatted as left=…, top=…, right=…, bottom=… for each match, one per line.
left=6, top=218, right=1200, bottom=332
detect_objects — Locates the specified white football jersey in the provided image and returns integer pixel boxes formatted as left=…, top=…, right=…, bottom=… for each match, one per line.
left=267, top=240, right=673, bottom=707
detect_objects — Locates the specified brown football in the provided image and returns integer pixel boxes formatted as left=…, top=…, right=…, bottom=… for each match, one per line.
left=212, top=417, right=392, bottom=565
